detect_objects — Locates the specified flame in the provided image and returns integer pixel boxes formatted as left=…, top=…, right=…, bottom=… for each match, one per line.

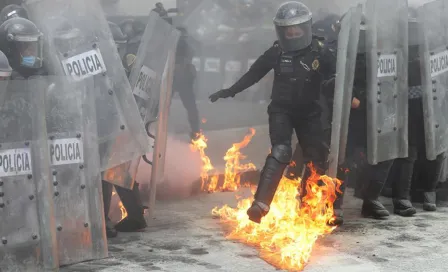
left=222, top=128, right=257, bottom=191
left=212, top=164, right=342, bottom=271
left=190, top=132, right=218, bottom=191
left=112, top=191, right=128, bottom=221
left=190, top=129, right=257, bottom=192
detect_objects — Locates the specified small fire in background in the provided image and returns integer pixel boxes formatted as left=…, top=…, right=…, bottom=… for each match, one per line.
left=212, top=164, right=342, bottom=271
left=111, top=191, right=128, bottom=221
left=190, top=132, right=219, bottom=191
left=222, top=128, right=256, bottom=191
left=190, top=129, right=257, bottom=192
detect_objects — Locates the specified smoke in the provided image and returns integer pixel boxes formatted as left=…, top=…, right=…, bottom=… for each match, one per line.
left=136, top=134, right=202, bottom=199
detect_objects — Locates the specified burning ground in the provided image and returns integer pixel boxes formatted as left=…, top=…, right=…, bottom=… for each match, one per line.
left=69, top=129, right=448, bottom=272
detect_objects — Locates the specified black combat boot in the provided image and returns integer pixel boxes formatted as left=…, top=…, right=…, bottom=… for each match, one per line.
left=102, top=181, right=118, bottom=238
left=247, top=155, right=288, bottom=223
left=392, top=159, right=417, bottom=217
left=361, top=180, right=389, bottom=219
left=115, top=182, right=147, bottom=232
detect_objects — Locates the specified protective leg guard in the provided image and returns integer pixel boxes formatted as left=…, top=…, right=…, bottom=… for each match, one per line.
left=247, top=145, right=291, bottom=223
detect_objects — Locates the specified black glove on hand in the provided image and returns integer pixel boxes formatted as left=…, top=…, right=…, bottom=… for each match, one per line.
left=209, top=88, right=236, bottom=102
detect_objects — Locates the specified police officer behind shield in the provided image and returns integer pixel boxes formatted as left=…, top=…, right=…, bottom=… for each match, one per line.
left=0, top=17, right=45, bottom=79
left=209, top=2, right=333, bottom=223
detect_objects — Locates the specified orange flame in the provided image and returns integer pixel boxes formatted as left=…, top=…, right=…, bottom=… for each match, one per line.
left=212, top=164, right=342, bottom=271
left=112, top=191, right=128, bottom=221
left=190, top=132, right=219, bottom=192
left=190, top=129, right=257, bottom=192
left=222, top=128, right=256, bottom=191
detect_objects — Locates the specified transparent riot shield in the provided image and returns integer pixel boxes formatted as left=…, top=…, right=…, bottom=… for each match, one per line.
left=24, top=0, right=149, bottom=189
left=418, top=0, right=448, bottom=160
left=327, top=5, right=362, bottom=178
left=146, top=37, right=178, bottom=217
left=365, top=0, right=409, bottom=165
left=0, top=79, right=58, bottom=271
left=129, top=11, right=179, bottom=125
left=44, top=76, right=107, bottom=266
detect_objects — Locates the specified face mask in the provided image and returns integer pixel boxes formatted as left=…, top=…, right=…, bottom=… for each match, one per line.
left=21, top=56, right=36, bottom=67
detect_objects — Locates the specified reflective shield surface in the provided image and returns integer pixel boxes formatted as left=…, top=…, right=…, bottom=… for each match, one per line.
left=365, top=0, right=409, bottom=164
left=327, top=5, right=362, bottom=178
left=44, top=76, right=107, bottom=266
left=0, top=79, right=57, bottom=271
left=24, top=0, right=149, bottom=188
left=418, top=0, right=448, bottom=160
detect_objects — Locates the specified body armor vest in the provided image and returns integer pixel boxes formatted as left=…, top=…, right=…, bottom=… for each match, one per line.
left=272, top=40, right=322, bottom=106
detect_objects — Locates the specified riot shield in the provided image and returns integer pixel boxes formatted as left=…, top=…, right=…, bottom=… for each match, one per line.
left=24, top=0, right=150, bottom=189
left=44, top=76, right=107, bottom=266
left=0, top=79, right=57, bottom=270
left=128, top=11, right=179, bottom=125
left=146, top=36, right=178, bottom=217
left=418, top=0, right=448, bottom=160
left=327, top=5, right=362, bottom=178
left=365, top=0, right=409, bottom=165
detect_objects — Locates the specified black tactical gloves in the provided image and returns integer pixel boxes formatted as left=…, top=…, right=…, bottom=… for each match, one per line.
left=209, top=88, right=236, bottom=102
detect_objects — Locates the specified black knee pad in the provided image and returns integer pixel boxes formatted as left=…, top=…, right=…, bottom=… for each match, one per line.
left=271, top=144, right=292, bottom=164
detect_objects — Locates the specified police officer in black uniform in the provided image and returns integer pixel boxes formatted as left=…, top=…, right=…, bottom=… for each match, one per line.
left=286, top=13, right=339, bottom=182
left=0, top=17, right=45, bottom=79
left=209, top=1, right=334, bottom=223
left=0, top=4, right=28, bottom=25
left=152, top=6, right=201, bottom=140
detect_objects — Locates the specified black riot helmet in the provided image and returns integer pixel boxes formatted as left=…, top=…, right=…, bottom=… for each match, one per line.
left=312, top=13, right=339, bottom=41
left=108, top=21, right=127, bottom=60
left=0, top=4, right=28, bottom=25
left=273, top=1, right=313, bottom=52
left=0, top=50, right=12, bottom=79
left=0, top=17, right=43, bottom=70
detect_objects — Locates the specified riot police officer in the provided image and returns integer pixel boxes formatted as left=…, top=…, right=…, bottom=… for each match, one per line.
left=389, top=10, right=443, bottom=213
left=0, top=4, right=28, bottom=25
left=209, top=2, right=333, bottom=223
left=0, top=17, right=45, bottom=78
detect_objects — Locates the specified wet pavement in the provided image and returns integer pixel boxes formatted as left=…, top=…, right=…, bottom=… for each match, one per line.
left=63, top=189, right=448, bottom=272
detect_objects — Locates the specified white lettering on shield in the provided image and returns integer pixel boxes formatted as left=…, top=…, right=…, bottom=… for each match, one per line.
left=0, top=148, right=32, bottom=177
left=133, top=65, right=156, bottom=101
left=62, top=49, right=107, bottom=82
left=48, top=138, right=83, bottom=166
left=430, top=50, right=448, bottom=78
left=377, top=54, right=397, bottom=78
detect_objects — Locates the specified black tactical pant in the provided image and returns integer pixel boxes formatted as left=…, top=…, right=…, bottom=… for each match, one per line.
left=173, top=64, right=200, bottom=135
left=257, top=103, right=328, bottom=204
left=391, top=98, right=444, bottom=201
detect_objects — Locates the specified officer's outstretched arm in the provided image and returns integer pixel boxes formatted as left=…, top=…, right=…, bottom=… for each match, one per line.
left=227, top=44, right=279, bottom=95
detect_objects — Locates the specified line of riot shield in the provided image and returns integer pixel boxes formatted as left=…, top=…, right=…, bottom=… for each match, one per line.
left=327, top=5, right=362, bottom=178
left=147, top=34, right=179, bottom=217
left=44, top=76, right=107, bottom=266
left=365, top=0, right=409, bottom=165
left=418, top=0, right=448, bottom=160
left=0, top=79, right=58, bottom=271
left=24, top=0, right=150, bottom=189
